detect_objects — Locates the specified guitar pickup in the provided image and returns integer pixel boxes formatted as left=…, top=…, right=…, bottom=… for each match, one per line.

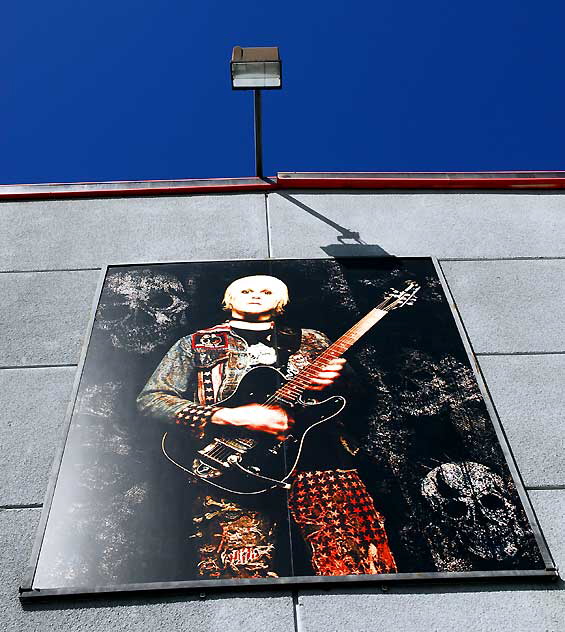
left=217, top=439, right=249, bottom=453
left=199, top=438, right=252, bottom=468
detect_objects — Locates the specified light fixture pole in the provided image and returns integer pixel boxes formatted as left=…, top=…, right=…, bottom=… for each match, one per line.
left=231, top=46, right=282, bottom=180
left=253, top=90, right=263, bottom=179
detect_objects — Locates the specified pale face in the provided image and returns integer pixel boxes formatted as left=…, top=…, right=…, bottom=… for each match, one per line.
left=229, top=282, right=281, bottom=321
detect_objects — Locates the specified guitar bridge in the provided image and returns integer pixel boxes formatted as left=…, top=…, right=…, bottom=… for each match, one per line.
left=198, top=437, right=257, bottom=468
left=192, top=458, right=222, bottom=479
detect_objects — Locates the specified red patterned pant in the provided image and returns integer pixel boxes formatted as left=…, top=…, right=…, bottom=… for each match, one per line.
left=192, top=469, right=396, bottom=578
left=288, top=469, right=397, bottom=576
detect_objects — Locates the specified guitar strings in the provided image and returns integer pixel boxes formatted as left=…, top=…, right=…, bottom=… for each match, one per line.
left=234, top=287, right=417, bottom=445
left=277, top=287, right=418, bottom=400
left=262, top=323, right=376, bottom=406
left=202, top=287, right=418, bottom=467
left=262, top=297, right=393, bottom=408
left=208, top=445, right=231, bottom=461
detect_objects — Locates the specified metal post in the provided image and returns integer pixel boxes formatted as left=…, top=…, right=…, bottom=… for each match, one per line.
left=253, top=89, right=263, bottom=179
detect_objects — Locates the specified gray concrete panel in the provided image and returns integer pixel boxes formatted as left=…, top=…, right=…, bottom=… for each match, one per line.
left=297, top=584, right=564, bottom=632
left=297, top=490, right=565, bottom=632
left=267, top=191, right=565, bottom=259
left=0, top=194, right=267, bottom=271
left=2, top=509, right=295, bottom=632
left=530, top=490, right=565, bottom=571
left=0, top=270, right=100, bottom=366
left=440, top=259, right=565, bottom=353
left=2, top=190, right=564, bottom=632
left=478, top=355, right=565, bottom=487
left=0, top=367, right=76, bottom=506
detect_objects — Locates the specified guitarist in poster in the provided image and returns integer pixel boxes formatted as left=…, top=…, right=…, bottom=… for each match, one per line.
left=137, top=275, right=398, bottom=579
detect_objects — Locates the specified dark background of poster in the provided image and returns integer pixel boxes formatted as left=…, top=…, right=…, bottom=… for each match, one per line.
left=32, top=258, right=545, bottom=589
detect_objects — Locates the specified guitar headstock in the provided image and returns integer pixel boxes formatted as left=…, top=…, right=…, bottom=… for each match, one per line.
left=382, top=281, right=420, bottom=311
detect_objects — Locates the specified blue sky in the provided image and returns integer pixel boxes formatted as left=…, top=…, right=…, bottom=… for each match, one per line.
left=2, top=1, right=564, bottom=184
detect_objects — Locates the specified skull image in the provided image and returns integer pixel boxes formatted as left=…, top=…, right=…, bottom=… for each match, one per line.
left=397, top=352, right=449, bottom=416
left=397, top=351, right=482, bottom=417
left=421, top=462, right=525, bottom=561
left=77, top=382, right=123, bottom=418
left=96, top=269, right=189, bottom=353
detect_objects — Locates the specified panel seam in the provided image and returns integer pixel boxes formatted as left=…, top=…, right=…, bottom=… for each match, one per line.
left=265, top=192, right=273, bottom=258
left=0, top=364, right=78, bottom=371
left=438, top=256, right=565, bottom=262
left=0, top=503, right=42, bottom=510
left=0, top=267, right=101, bottom=274
left=292, top=590, right=301, bottom=632
left=476, top=352, right=565, bottom=357
left=527, top=486, right=565, bottom=491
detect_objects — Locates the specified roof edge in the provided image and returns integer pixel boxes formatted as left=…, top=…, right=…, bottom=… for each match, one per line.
left=0, top=177, right=276, bottom=200
left=277, top=171, right=565, bottom=190
left=1, top=172, right=565, bottom=200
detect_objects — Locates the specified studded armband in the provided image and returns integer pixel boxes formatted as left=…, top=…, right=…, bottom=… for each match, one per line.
left=175, top=403, right=219, bottom=439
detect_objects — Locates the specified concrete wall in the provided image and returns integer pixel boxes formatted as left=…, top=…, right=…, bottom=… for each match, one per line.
left=1, top=190, right=563, bottom=631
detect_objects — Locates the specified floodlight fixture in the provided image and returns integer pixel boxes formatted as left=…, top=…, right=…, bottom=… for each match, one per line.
left=231, top=46, right=282, bottom=179
left=231, top=46, right=282, bottom=90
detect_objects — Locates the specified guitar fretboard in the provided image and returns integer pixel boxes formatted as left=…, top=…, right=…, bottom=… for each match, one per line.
left=272, top=307, right=389, bottom=405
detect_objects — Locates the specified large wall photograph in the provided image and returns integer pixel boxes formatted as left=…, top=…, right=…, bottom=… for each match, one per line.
left=22, top=257, right=554, bottom=598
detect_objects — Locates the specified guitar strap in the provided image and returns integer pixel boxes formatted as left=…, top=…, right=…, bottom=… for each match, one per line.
left=273, top=326, right=301, bottom=372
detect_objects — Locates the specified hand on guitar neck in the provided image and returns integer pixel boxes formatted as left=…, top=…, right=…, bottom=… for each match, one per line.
left=210, top=358, right=346, bottom=439
left=306, top=357, right=347, bottom=391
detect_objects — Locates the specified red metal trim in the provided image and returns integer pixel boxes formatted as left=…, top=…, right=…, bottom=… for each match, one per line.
left=1, top=172, right=565, bottom=201
left=276, top=172, right=565, bottom=190
left=0, top=177, right=276, bottom=201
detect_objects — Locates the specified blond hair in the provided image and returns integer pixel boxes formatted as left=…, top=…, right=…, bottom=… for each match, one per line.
left=222, top=275, right=289, bottom=315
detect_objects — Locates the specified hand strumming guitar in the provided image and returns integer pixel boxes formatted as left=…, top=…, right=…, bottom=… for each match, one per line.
left=211, top=404, right=293, bottom=440
left=210, top=358, right=346, bottom=439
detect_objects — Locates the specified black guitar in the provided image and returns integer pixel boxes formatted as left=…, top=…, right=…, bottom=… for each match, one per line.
left=162, top=282, right=420, bottom=494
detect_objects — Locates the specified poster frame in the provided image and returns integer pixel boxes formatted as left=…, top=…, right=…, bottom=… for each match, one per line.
left=19, top=257, right=558, bottom=602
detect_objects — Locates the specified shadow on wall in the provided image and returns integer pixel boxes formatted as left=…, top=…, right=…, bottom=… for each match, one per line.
left=275, top=192, right=392, bottom=258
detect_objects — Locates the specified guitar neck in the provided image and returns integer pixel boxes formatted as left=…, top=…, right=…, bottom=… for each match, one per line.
left=273, top=306, right=389, bottom=404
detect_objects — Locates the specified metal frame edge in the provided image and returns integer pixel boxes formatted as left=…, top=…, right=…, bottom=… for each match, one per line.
left=19, top=266, right=110, bottom=593
left=433, top=257, right=557, bottom=572
left=19, top=256, right=559, bottom=602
